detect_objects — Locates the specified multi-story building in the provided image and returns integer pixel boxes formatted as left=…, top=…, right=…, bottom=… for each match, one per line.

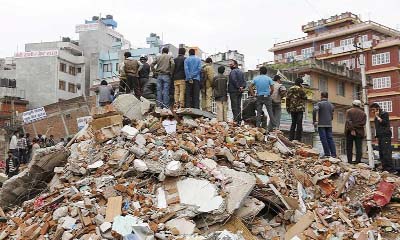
left=210, top=50, right=245, bottom=69
left=15, top=40, right=85, bottom=108
left=269, top=12, right=400, bottom=150
left=76, top=15, right=131, bottom=95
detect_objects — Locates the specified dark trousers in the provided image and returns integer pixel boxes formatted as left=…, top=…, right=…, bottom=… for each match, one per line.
left=318, top=127, right=336, bottom=157
left=185, top=80, right=200, bottom=109
left=346, top=133, right=362, bottom=163
left=230, top=92, right=242, bottom=123
left=131, top=76, right=142, bottom=98
left=18, top=149, right=27, bottom=164
left=256, top=96, right=276, bottom=131
left=378, top=136, right=393, bottom=170
left=289, top=112, right=303, bottom=141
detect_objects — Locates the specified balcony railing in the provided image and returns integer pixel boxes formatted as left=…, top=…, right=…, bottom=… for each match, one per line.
left=0, top=87, right=25, bottom=99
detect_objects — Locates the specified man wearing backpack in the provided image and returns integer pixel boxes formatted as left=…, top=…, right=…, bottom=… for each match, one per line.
left=270, top=75, right=286, bottom=129
left=201, top=58, right=214, bottom=112
left=184, top=49, right=202, bottom=109
left=151, top=47, right=175, bottom=109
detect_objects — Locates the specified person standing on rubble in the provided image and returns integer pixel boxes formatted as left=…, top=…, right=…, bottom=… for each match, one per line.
left=201, top=57, right=214, bottom=112
left=270, top=75, right=286, bottom=129
left=345, top=100, right=366, bottom=164
left=138, top=55, right=151, bottom=94
left=249, top=66, right=276, bottom=131
left=370, top=103, right=394, bottom=172
left=9, top=131, right=18, bottom=158
left=313, top=92, right=336, bottom=158
left=17, top=133, right=27, bottom=164
left=151, top=47, right=175, bottom=109
left=228, top=60, right=246, bottom=124
left=286, top=78, right=307, bottom=141
left=5, top=151, right=19, bottom=178
left=124, top=52, right=141, bottom=98
left=184, top=49, right=202, bottom=109
left=97, top=80, right=114, bottom=106
left=172, top=48, right=186, bottom=108
left=213, top=66, right=228, bottom=121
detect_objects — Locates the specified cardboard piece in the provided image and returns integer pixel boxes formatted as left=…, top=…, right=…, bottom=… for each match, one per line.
left=105, top=196, right=122, bottom=222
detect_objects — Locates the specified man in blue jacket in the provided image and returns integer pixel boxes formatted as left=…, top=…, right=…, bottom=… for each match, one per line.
left=184, top=49, right=202, bottom=108
left=228, top=60, right=246, bottom=123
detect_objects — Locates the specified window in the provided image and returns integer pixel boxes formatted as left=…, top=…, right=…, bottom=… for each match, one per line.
left=275, top=54, right=283, bottom=61
left=59, top=80, right=66, bottom=91
left=103, top=63, right=111, bottom=72
left=353, top=84, right=361, bottom=99
left=284, top=51, right=296, bottom=59
left=373, top=76, right=391, bottom=89
left=318, top=76, right=328, bottom=92
left=59, top=63, right=67, bottom=72
left=360, top=35, right=368, bottom=43
left=77, top=67, right=82, bottom=73
left=398, top=127, right=400, bottom=141
left=376, top=101, right=392, bottom=112
left=338, top=59, right=356, bottom=69
left=337, top=81, right=345, bottom=96
left=320, top=42, right=334, bottom=51
left=68, top=66, right=76, bottom=75
left=372, top=52, right=390, bottom=66
left=390, top=127, right=394, bottom=139
left=301, top=47, right=314, bottom=58
left=68, top=83, right=76, bottom=93
left=340, top=38, right=354, bottom=46
left=115, top=63, right=119, bottom=71
left=337, top=111, right=345, bottom=124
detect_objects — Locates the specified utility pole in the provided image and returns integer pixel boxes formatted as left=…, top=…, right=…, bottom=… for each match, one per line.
left=353, top=36, right=374, bottom=168
left=359, top=53, right=374, bottom=168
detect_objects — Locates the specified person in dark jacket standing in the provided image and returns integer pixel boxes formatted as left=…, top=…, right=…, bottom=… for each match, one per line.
left=184, top=49, right=202, bottom=109
left=286, top=78, right=307, bottom=141
left=345, top=100, right=366, bottom=164
left=313, top=92, right=336, bottom=158
left=6, top=151, right=19, bottom=178
left=228, top=60, right=246, bottom=124
left=213, top=66, right=228, bottom=121
left=370, top=103, right=394, bottom=171
left=138, top=55, right=150, bottom=93
left=173, top=48, right=186, bottom=108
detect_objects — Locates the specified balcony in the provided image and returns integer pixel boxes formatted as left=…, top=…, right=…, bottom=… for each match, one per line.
left=0, top=87, right=25, bottom=99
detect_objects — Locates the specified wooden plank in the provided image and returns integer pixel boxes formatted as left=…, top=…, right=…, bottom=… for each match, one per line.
left=105, top=196, right=122, bottom=222
left=269, top=184, right=292, bottom=210
left=284, top=212, right=314, bottom=240
left=313, top=209, right=329, bottom=228
left=336, top=172, right=351, bottom=198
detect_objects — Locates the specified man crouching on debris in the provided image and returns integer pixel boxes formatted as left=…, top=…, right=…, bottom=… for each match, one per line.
left=6, top=151, right=19, bottom=178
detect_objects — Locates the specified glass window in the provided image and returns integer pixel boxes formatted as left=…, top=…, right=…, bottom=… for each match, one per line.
left=337, top=81, right=345, bottom=96
left=59, top=80, right=66, bottom=91
left=337, top=111, right=345, bottom=124
left=68, top=83, right=76, bottom=93
left=373, top=76, right=391, bottom=89
left=59, top=63, right=67, bottom=72
left=318, top=76, right=328, bottom=92
left=375, top=101, right=392, bottom=112
left=340, top=38, right=354, bottom=46
left=372, top=52, right=390, bottom=66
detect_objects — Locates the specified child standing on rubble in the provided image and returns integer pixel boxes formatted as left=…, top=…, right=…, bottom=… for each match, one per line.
left=213, top=66, right=228, bottom=121
left=6, top=151, right=19, bottom=178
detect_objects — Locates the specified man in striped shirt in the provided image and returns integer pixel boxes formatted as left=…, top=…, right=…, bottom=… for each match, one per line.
left=17, top=133, right=27, bottom=164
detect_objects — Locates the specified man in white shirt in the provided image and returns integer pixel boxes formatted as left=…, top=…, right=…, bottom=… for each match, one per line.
left=9, top=131, right=18, bottom=158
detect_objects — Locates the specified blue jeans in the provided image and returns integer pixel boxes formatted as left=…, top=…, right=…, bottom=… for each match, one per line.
left=156, top=75, right=171, bottom=108
left=318, top=127, right=336, bottom=157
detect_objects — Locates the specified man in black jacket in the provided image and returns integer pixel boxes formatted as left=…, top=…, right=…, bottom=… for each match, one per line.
left=173, top=48, right=186, bottom=108
left=370, top=103, right=394, bottom=171
left=6, top=151, right=19, bottom=178
left=228, top=60, right=246, bottom=124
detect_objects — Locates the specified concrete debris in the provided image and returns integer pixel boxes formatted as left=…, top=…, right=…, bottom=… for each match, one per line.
left=1, top=109, right=400, bottom=240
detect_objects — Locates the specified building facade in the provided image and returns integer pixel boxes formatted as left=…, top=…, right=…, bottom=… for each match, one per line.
left=269, top=12, right=400, bottom=150
left=15, top=41, right=85, bottom=108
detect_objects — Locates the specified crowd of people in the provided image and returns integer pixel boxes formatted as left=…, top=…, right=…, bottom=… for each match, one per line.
left=6, top=132, right=68, bottom=178
left=95, top=47, right=397, bottom=174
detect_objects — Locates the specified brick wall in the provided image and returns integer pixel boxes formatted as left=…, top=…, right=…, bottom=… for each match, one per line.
left=22, top=96, right=96, bottom=140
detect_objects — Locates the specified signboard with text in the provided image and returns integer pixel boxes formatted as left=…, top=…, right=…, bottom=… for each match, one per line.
left=15, top=50, right=58, bottom=58
left=77, top=116, right=93, bottom=131
left=22, top=107, right=47, bottom=124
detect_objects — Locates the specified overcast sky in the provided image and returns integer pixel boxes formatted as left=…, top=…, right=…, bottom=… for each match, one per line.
left=1, top=0, right=399, bottom=68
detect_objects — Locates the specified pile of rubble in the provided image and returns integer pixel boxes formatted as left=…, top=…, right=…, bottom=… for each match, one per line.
left=0, top=96, right=399, bottom=240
